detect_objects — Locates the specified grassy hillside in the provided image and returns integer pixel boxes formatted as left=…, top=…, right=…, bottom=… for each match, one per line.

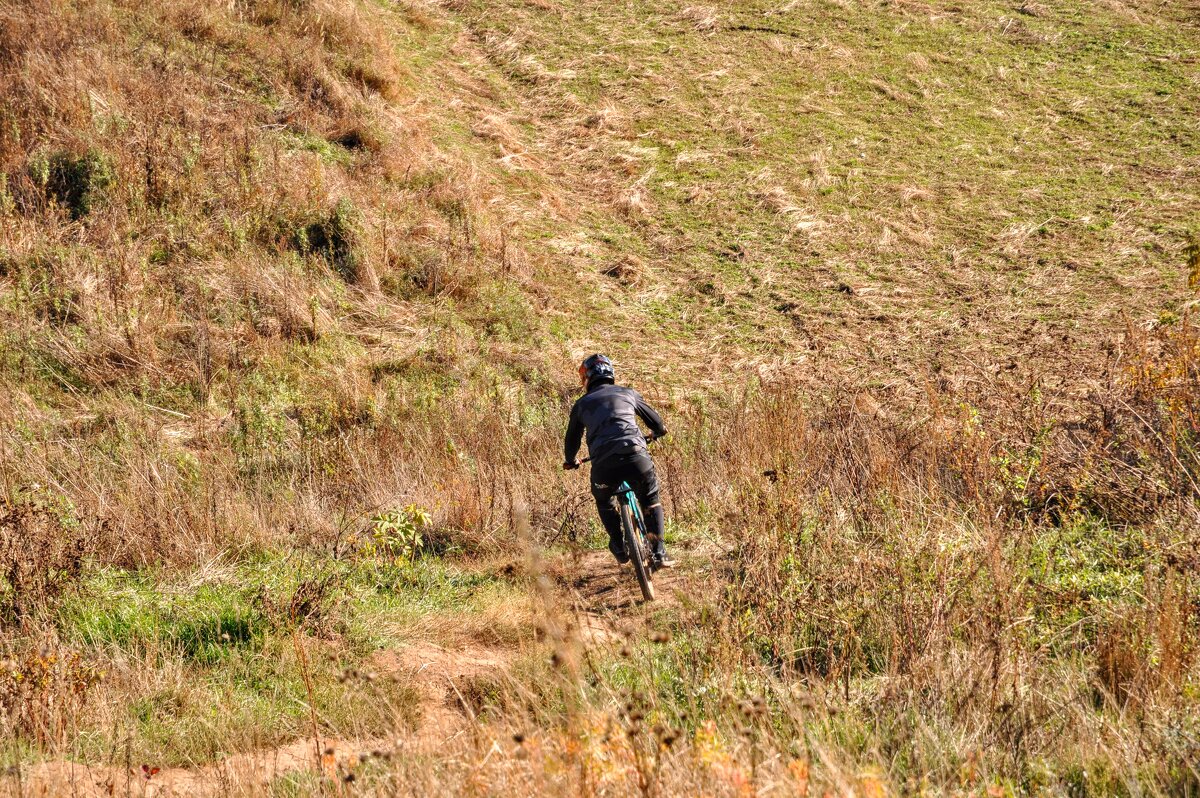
left=449, top=0, right=1198, bottom=379
left=1, top=0, right=1199, bottom=794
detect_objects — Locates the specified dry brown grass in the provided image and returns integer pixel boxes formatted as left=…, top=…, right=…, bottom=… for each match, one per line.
left=3, top=322, right=1200, bottom=790
left=1, top=0, right=1199, bottom=793
left=637, top=326, right=1200, bottom=791
left=0, top=0, right=570, bottom=566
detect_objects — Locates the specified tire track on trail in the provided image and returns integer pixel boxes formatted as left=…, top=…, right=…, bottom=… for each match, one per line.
left=561, top=549, right=689, bottom=647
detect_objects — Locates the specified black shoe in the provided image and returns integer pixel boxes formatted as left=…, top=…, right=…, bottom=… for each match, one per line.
left=611, top=548, right=630, bottom=564
left=651, top=555, right=677, bottom=571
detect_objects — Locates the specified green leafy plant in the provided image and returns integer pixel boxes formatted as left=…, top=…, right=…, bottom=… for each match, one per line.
left=366, top=504, right=431, bottom=562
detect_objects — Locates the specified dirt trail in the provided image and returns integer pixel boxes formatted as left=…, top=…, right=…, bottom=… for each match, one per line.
left=561, top=549, right=689, bottom=646
left=10, top=551, right=679, bottom=797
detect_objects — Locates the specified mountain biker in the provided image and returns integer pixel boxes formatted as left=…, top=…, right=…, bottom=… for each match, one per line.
left=563, top=354, right=677, bottom=570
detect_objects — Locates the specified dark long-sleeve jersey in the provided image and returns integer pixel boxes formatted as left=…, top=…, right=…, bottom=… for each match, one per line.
left=564, top=382, right=668, bottom=466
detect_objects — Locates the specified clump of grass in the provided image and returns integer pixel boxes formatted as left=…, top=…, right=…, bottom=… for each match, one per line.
left=29, top=558, right=436, bottom=765
left=0, top=249, right=84, bottom=326
left=25, top=150, right=115, bottom=220
left=294, top=198, right=364, bottom=284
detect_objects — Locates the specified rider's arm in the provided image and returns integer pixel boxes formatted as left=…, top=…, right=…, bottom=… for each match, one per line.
left=563, top=402, right=585, bottom=466
left=633, top=392, right=668, bottom=440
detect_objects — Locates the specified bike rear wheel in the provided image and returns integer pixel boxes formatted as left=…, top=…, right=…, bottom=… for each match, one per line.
left=621, top=501, right=655, bottom=602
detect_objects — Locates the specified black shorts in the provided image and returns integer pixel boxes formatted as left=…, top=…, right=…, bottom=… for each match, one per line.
left=590, top=449, right=660, bottom=508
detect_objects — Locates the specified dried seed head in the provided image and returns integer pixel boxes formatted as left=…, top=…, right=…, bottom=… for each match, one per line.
left=619, top=645, right=632, bottom=658
left=343, top=773, right=356, bottom=784
left=512, top=733, right=526, bottom=745
left=650, top=631, right=671, bottom=644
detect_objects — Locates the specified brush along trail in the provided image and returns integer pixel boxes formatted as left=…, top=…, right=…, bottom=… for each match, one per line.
left=10, top=551, right=686, bottom=797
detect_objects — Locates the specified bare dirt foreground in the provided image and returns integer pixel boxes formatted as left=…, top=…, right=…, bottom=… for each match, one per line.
left=6, top=555, right=689, bottom=797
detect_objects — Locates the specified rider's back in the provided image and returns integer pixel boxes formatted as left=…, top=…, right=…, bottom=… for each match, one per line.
left=568, top=383, right=664, bottom=465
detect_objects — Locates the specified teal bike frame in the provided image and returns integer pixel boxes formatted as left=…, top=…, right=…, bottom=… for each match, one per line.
left=615, top=479, right=656, bottom=602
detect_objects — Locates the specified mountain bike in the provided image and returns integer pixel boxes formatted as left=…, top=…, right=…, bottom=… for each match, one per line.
left=578, top=442, right=658, bottom=602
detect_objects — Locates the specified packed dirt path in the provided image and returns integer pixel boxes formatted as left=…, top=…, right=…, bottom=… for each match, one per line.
left=7, top=549, right=686, bottom=797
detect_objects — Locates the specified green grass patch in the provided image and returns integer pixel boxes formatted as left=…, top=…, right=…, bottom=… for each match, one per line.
left=50, top=553, right=518, bottom=765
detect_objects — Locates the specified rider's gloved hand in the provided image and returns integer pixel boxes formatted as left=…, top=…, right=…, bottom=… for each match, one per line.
left=563, top=460, right=580, bottom=470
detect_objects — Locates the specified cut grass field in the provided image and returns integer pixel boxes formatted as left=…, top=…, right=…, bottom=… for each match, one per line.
left=444, top=0, right=1198, bottom=382
left=1, top=0, right=1199, bottom=794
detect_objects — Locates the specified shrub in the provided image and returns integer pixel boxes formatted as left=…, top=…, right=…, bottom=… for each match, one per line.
left=365, top=504, right=431, bottom=562
left=0, top=640, right=101, bottom=746
left=26, top=150, right=115, bottom=219
left=0, top=487, right=88, bottom=625
left=294, top=198, right=362, bottom=283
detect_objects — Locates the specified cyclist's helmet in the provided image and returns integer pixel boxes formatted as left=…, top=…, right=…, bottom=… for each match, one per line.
left=579, top=353, right=615, bottom=387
